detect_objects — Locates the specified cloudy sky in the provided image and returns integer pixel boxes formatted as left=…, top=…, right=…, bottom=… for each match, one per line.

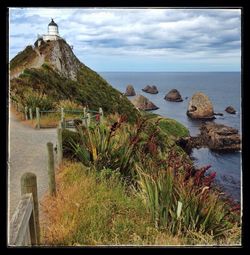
left=9, top=8, right=241, bottom=72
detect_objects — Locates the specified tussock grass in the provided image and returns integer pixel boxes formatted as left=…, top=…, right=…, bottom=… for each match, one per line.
left=41, top=161, right=240, bottom=246
left=41, top=161, right=186, bottom=246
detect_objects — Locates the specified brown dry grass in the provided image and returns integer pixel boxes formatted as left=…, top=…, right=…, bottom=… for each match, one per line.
left=40, top=161, right=186, bottom=246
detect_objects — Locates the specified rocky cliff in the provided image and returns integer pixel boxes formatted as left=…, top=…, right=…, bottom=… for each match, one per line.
left=10, top=39, right=138, bottom=122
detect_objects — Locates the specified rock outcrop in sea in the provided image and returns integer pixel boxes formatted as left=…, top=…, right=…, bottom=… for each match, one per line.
left=164, top=89, right=183, bottom=102
left=142, top=85, right=158, bottom=94
left=199, top=123, right=241, bottom=151
left=187, top=92, right=214, bottom=119
left=225, top=106, right=236, bottom=114
left=177, top=123, right=241, bottom=152
left=124, top=84, right=136, bottom=96
left=131, top=94, right=159, bottom=111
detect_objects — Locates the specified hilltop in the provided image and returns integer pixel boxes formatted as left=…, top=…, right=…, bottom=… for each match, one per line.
left=10, top=39, right=139, bottom=122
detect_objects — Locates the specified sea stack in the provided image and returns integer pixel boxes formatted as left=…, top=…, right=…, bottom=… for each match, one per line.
left=164, top=89, right=183, bottom=102
left=142, top=85, right=158, bottom=94
left=124, top=84, right=136, bottom=96
left=199, top=123, right=241, bottom=151
left=131, top=94, right=159, bottom=111
left=187, top=92, right=214, bottom=119
left=225, top=106, right=236, bottom=114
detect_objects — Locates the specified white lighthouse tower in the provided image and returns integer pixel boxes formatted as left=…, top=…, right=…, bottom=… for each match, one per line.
left=43, top=19, right=61, bottom=41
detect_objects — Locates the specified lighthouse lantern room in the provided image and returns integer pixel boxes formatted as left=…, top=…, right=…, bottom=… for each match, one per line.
left=43, top=19, right=61, bottom=41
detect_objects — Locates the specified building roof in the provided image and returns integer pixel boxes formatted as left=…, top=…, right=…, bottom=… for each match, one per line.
left=48, top=19, right=58, bottom=27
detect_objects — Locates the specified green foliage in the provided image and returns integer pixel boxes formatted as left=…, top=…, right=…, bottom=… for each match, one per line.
left=62, top=129, right=81, bottom=159
left=69, top=118, right=142, bottom=177
left=136, top=163, right=239, bottom=239
left=158, top=118, right=189, bottom=138
left=22, top=90, right=54, bottom=114
left=66, top=114, right=190, bottom=180
left=55, top=99, right=83, bottom=111
left=10, top=45, right=37, bottom=70
left=42, top=161, right=188, bottom=245
left=98, top=168, right=121, bottom=183
left=42, top=161, right=241, bottom=246
left=10, top=64, right=139, bottom=122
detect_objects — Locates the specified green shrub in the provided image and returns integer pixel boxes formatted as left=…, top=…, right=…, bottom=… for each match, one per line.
left=69, top=117, right=141, bottom=177
left=136, top=162, right=239, bottom=239
left=62, top=129, right=81, bottom=159
left=55, top=99, right=83, bottom=111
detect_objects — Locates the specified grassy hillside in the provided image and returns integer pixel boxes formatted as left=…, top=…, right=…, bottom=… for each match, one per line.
left=10, top=63, right=139, bottom=122
left=42, top=161, right=190, bottom=245
left=10, top=45, right=37, bottom=70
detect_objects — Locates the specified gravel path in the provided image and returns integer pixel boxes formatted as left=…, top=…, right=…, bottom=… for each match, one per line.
left=8, top=110, right=57, bottom=221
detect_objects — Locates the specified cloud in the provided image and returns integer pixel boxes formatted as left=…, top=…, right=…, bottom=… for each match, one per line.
left=9, top=8, right=241, bottom=71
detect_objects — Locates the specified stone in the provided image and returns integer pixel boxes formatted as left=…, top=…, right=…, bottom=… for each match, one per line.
left=225, top=106, right=236, bottom=114
left=124, top=84, right=136, bottom=96
left=142, top=85, right=158, bottom=94
left=131, top=94, right=159, bottom=111
left=164, top=89, right=183, bottom=102
left=214, top=112, right=224, bottom=116
left=177, top=123, right=241, bottom=152
left=187, top=92, right=215, bottom=119
left=199, top=123, right=241, bottom=151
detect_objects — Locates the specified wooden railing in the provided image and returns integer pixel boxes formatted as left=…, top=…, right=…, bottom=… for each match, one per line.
left=9, top=194, right=37, bottom=246
left=9, top=173, right=40, bottom=246
left=27, top=107, right=103, bottom=129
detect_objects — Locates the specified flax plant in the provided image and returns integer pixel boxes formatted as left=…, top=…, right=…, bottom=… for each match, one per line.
left=135, top=162, right=239, bottom=239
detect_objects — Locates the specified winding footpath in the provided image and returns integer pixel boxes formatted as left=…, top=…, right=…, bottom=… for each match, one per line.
left=8, top=110, right=57, bottom=221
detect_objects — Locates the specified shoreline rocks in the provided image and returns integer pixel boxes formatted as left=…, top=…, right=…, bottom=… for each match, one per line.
left=187, top=92, right=215, bottom=120
left=177, top=123, right=241, bottom=152
left=124, top=84, right=136, bottom=96
left=164, top=89, right=183, bottom=102
left=142, top=85, right=158, bottom=94
left=225, top=106, right=236, bottom=114
left=214, top=112, right=224, bottom=116
left=131, top=94, right=159, bottom=111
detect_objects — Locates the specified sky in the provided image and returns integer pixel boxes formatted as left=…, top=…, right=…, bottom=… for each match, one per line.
left=9, top=8, right=241, bottom=72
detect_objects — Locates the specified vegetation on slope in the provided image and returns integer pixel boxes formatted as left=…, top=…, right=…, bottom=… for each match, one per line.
left=48, top=114, right=241, bottom=246
left=10, top=45, right=37, bottom=71
left=41, top=161, right=188, bottom=245
left=10, top=64, right=139, bottom=122
left=42, top=114, right=240, bottom=245
left=10, top=39, right=138, bottom=122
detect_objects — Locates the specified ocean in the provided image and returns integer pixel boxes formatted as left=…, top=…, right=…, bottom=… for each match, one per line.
left=100, top=72, right=242, bottom=201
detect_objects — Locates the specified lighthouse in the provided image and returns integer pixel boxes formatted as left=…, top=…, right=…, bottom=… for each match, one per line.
left=48, top=19, right=59, bottom=36
left=43, top=19, right=61, bottom=41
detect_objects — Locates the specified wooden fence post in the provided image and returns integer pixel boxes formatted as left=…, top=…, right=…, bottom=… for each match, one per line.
left=36, top=107, right=40, bottom=129
left=61, top=107, right=65, bottom=128
left=47, top=142, right=56, bottom=196
left=24, top=106, right=28, bottom=120
left=21, top=172, right=40, bottom=244
left=83, top=107, right=86, bottom=118
left=87, top=113, right=91, bottom=127
left=99, top=107, right=103, bottom=123
left=29, top=108, right=33, bottom=120
left=61, top=107, right=65, bottom=121
left=57, top=126, right=63, bottom=165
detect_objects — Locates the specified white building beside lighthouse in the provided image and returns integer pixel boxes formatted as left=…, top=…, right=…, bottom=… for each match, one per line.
left=42, top=19, right=61, bottom=41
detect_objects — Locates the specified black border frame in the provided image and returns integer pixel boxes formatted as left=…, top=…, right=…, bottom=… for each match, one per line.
left=1, top=0, right=249, bottom=254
